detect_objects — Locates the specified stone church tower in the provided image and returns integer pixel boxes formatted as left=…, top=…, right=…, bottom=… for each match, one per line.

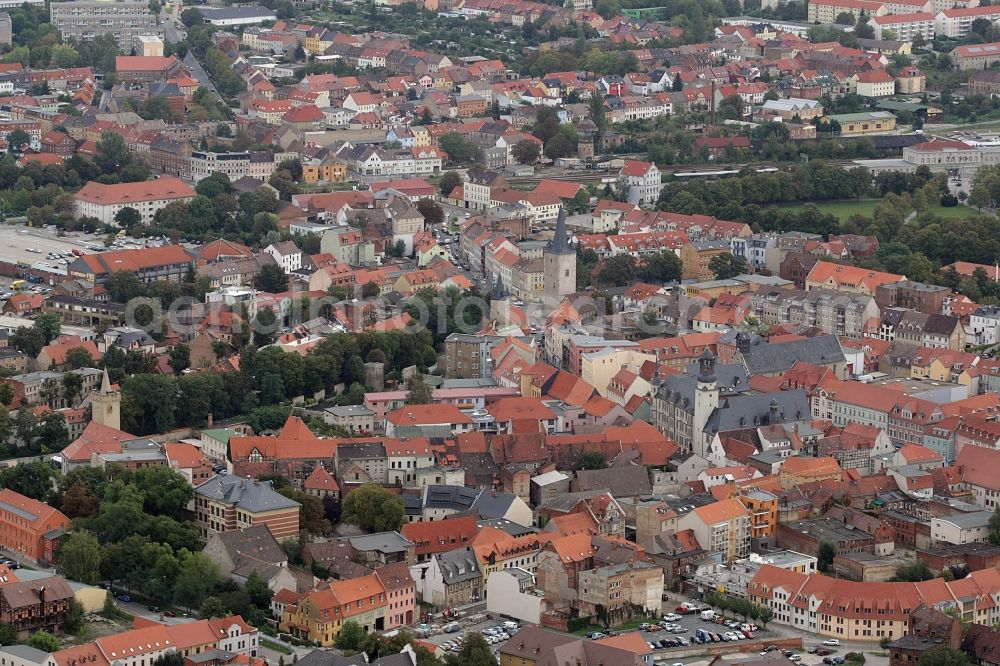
left=91, top=368, right=121, bottom=432
left=543, top=208, right=575, bottom=304
left=490, top=274, right=510, bottom=325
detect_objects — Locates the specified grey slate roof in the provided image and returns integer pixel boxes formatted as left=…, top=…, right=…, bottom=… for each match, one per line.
left=216, top=524, right=287, bottom=567
left=573, top=465, right=652, bottom=497
left=436, top=547, right=482, bottom=584
left=347, top=531, right=413, bottom=555
left=656, top=362, right=749, bottom=405
left=194, top=477, right=300, bottom=512
left=0, top=646, right=51, bottom=664
left=423, top=484, right=480, bottom=510
left=471, top=490, right=519, bottom=519
left=703, top=390, right=810, bottom=435
left=740, top=335, right=845, bottom=375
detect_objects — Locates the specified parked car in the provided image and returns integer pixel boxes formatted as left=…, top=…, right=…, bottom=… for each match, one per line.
left=117, top=594, right=131, bottom=602
left=823, top=640, right=841, bottom=646
left=789, top=656, right=802, bottom=662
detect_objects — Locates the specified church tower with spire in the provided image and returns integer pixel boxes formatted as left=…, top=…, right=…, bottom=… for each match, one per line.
left=490, top=274, right=510, bottom=325
left=543, top=208, right=576, bottom=304
left=91, top=368, right=121, bottom=432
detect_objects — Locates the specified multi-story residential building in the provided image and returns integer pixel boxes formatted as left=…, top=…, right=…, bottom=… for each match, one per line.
left=951, top=41, right=1000, bottom=69
left=444, top=333, right=506, bottom=379
left=677, top=499, right=751, bottom=564
left=750, top=288, right=879, bottom=338
left=577, top=561, right=663, bottom=618
left=936, top=6, right=1000, bottom=36
left=970, top=305, right=1000, bottom=346
left=50, top=0, right=162, bottom=51
left=680, top=240, right=733, bottom=281
left=875, top=280, right=951, bottom=314
left=731, top=233, right=778, bottom=270
left=193, top=476, right=300, bottom=542
left=739, top=489, right=779, bottom=539
left=807, top=0, right=887, bottom=23
left=411, top=547, right=483, bottom=610
left=870, top=13, right=936, bottom=42
left=805, top=261, right=903, bottom=295
left=0, top=489, right=70, bottom=565
left=621, top=160, right=662, bottom=206
left=748, top=564, right=1000, bottom=642
left=67, top=245, right=195, bottom=286
left=0, top=569, right=74, bottom=639
left=74, top=177, right=196, bottom=226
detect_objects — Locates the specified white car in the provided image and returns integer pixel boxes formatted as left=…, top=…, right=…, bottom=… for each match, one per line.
left=789, top=656, right=802, bottom=662
left=663, top=613, right=682, bottom=621
left=823, top=640, right=841, bottom=646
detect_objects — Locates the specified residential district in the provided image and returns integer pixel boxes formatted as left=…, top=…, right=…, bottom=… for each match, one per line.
left=9, top=0, right=1000, bottom=665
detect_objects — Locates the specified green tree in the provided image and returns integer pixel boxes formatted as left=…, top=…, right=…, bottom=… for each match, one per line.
left=200, top=596, right=229, bottom=618
left=34, top=313, right=61, bottom=344
left=892, top=559, right=935, bottom=582
left=817, top=541, right=837, bottom=572
left=416, top=198, right=444, bottom=226
left=439, top=132, right=483, bottom=165
left=989, top=506, right=1000, bottom=545
left=169, top=344, right=191, bottom=376
left=0, top=461, right=54, bottom=501
left=544, top=133, right=574, bottom=159
left=59, top=530, right=102, bottom=584
left=341, top=483, right=405, bottom=533
left=335, top=620, right=366, bottom=652
left=577, top=451, right=607, bottom=470
left=105, top=270, right=145, bottom=303
left=755, top=604, right=773, bottom=629
left=244, top=570, right=273, bottom=612
left=444, top=633, right=496, bottom=666
left=0, top=623, right=14, bottom=646
left=172, top=551, right=219, bottom=611
left=64, top=347, right=95, bottom=371
left=439, top=171, right=462, bottom=197
left=27, top=631, right=60, bottom=652
left=709, top=254, right=749, bottom=280
left=718, top=94, right=744, bottom=121
left=180, top=7, right=204, bottom=25
left=512, top=140, right=541, bottom=164
left=639, top=251, right=682, bottom=284
left=7, top=130, right=31, bottom=154
left=918, top=647, right=970, bottom=666
left=406, top=373, right=433, bottom=404
left=255, top=263, right=289, bottom=293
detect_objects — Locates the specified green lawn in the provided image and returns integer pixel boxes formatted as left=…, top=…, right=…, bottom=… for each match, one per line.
left=773, top=200, right=979, bottom=221
left=260, top=639, right=293, bottom=655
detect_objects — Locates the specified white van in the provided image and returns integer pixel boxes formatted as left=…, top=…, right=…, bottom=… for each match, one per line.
left=701, top=610, right=715, bottom=621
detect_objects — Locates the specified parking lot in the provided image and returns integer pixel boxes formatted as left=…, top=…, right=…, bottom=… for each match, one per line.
left=0, top=226, right=96, bottom=266
left=628, top=610, right=784, bottom=656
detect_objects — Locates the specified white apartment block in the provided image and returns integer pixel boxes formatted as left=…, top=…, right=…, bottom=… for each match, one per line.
left=936, top=6, right=1000, bottom=37
left=74, top=177, right=196, bottom=226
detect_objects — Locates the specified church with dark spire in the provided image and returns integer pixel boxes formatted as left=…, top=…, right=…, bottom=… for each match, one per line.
left=490, top=273, right=510, bottom=323
left=543, top=207, right=575, bottom=303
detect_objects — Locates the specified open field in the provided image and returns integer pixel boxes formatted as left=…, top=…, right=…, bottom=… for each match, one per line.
left=772, top=200, right=980, bottom=221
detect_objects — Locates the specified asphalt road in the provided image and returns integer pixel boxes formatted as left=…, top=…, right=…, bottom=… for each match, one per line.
left=183, top=51, right=225, bottom=103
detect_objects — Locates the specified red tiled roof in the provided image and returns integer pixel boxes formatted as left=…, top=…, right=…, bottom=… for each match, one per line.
left=74, top=176, right=195, bottom=206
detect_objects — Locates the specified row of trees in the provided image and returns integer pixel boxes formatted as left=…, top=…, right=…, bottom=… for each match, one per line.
left=701, top=592, right=773, bottom=628
left=53, top=466, right=275, bottom=621
left=118, top=322, right=444, bottom=435
left=146, top=171, right=281, bottom=245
